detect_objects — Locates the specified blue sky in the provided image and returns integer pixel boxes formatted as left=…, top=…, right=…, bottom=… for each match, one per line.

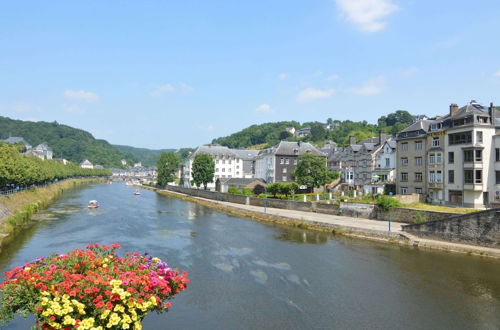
left=1, top=0, right=500, bottom=149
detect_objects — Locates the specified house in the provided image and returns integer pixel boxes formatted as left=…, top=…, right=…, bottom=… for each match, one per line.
left=295, top=128, right=311, bottom=137
left=80, top=159, right=94, bottom=169
left=216, top=178, right=266, bottom=193
left=254, top=141, right=326, bottom=183
left=285, top=127, right=296, bottom=135
left=54, top=158, right=70, bottom=165
left=365, top=139, right=396, bottom=195
left=231, top=149, right=260, bottom=178
left=31, top=144, right=53, bottom=160
left=3, top=136, right=32, bottom=150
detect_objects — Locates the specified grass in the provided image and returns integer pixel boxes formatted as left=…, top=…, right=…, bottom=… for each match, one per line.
left=402, top=202, right=479, bottom=214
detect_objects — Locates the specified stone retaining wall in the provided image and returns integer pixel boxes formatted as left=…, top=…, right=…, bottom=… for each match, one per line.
left=402, top=209, right=500, bottom=248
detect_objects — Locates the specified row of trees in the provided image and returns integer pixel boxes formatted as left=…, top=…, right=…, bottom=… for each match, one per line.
left=0, top=144, right=111, bottom=188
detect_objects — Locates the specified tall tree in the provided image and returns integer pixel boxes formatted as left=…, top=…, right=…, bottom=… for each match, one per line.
left=191, top=154, right=215, bottom=189
left=310, top=123, right=326, bottom=142
left=292, top=154, right=332, bottom=189
left=156, top=152, right=180, bottom=187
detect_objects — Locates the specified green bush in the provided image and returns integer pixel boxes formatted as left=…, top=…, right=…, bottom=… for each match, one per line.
left=228, top=187, right=242, bottom=194
left=376, top=195, right=401, bottom=211
left=414, top=212, right=426, bottom=224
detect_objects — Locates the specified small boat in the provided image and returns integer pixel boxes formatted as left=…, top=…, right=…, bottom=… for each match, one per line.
left=133, top=190, right=141, bottom=195
left=125, top=182, right=133, bottom=186
left=88, top=200, right=99, bottom=208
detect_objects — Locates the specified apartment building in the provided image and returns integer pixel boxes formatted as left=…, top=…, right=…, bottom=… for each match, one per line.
left=254, top=141, right=325, bottom=183
left=396, top=119, right=431, bottom=195
left=366, top=139, right=397, bottom=195
left=426, top=119, right=446, bottom=203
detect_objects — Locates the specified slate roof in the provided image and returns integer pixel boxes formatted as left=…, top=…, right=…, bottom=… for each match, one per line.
left=219, top=178, right=265, bottom=186
left=231, top=149, right=259, bottom=160
left=400, top=119, right=432, bottom=133
left=273, top=141, right=326, bottom=157
left=80, top=159, right=93, bottom=166
left=34, top=143, right=52, bottom=151
left=190, top=145, right=239, bottom=158
left=3, top=136, right=31, bottom=147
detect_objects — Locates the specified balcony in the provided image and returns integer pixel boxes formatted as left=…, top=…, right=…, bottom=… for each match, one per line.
left=428, top=182, right=444, bottom=189
left=463, top=183, right=483, bottom=191
left=463, top=162, right=483, bottom=169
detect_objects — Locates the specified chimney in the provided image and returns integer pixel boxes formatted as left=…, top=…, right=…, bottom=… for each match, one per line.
left=349, top=136, right=356, bottom=145
left=490, top=102, right=495, bottom=124
left=378, top=130, right=382, bottom=145
left=449, top=103, right=459, bottom=117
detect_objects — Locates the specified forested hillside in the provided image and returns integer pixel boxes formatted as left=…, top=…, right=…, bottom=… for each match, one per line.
left=0, top=116, right=137, bottom=168
left=212, top=111, right=415, bottom=149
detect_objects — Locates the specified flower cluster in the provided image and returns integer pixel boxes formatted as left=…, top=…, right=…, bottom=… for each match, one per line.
left=0, top=243, right=189, bottom=329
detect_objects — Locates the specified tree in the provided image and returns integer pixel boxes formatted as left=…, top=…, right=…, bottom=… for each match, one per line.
left=280, top=182, right=299, bottom=197
left=191, top=154, right=215, bottom=189
left=156, top=152, right=180, bottom=187
left=292, top=154, right=331, bottom=189
left=309, top=123, right=326, bottom=142
left=266, top=182, right=283, bottom=198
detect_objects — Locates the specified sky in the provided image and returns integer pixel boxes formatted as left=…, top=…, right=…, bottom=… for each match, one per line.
left=1, top=0, right=500, bottom=149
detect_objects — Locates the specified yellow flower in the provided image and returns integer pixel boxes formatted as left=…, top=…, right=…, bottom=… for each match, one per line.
left=134, top=321, right=142, bottom=330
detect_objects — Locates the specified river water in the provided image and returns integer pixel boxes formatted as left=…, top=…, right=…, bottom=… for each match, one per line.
left=0, top=183, right=499, bottom=329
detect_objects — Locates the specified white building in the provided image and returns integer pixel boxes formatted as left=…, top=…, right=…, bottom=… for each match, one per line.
left=181, top=145, right=246, bottom=189
left=80, top=159, right=94, bottom=169
left=364, top=139, right=396, bottom=195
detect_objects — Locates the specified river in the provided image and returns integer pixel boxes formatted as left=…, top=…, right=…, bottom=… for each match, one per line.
left=1, top=183, right=499, bottom=329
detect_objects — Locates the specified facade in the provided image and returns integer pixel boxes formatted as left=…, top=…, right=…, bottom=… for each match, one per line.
left=181, top=145, right=246, bottom=189
left=396, top=119, right=431, bottom=196
left=367, top=139, right=397, bottom=195
left=254, top=141, right=326, bottom=183
left=29, top=144, right=53, bottom=160
left=231, top=149, right=260, bottom=178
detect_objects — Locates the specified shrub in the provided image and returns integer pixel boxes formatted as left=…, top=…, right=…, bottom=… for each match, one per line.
left=252, top=184, right=266, bottom=195
left=414, top=212, right=426, bottom=224
left=376, top=195, right=401, bottom=212
left=228, top=187, right=241, bottom=194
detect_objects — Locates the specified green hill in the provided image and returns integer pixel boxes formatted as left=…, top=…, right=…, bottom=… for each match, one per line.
left=212, top=111, right=415, bottom=149
left=113, top=145, right=175, bottom=167
left=0, top=116, right=137, bottom=168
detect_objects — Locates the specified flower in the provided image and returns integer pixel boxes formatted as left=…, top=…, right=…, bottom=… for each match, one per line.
left=0, top=243, right=189, bottom=329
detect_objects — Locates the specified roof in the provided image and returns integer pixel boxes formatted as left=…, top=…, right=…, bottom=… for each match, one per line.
left=386, top=139, right=396, bottom=149
left=400, top=119, right=432, bottom=133
left=190, top=145, right=239, bottom=159
left=3, top=136, right=31, bottom=146
left=273, top=141, right=326, bottom=157
left=231, top=149, right=259, bottom=160
left=34, top=143, right=52, bottom=151
left=452, top=101, right=490, bottom=119
left=80, top=159, right=93, bottom=165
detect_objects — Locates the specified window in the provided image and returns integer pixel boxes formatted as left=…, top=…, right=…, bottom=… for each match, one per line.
left=497, top=148, right=500, bottom=162
left=222, top=160, right=225, bottom=164
left=415, top=141, right=422, bottom=150
left=415, top=172, right=423, bottom=182
left=228, top=168, right=231, bottom=172
left=448, top=152, right=454, bottom=164
left=282, top=168, right=287, bottom=173
left=464, top=170, right=473, bottom=184
left=280, top=158, right=284, bottom=164
left=415, top=188, right=423, bottom=194
left=429, top=171, right=435, bottom=183
left=236, top=171, right=239, bottom=175
left=449, top=131, right=472, bottom=145
left=476, top=131, right=483, bottom=143
left=464, top=150, right=473, bottom=162
left=496, top=171, right=500, bottom=184
left=222, top=168, right=225, bottom=172
left=475, top=170, right=482, bottom=184
left=236, top=165, right=239, bottom=169
left=285, top=158, right=289, bottom=164
left=432, top=137, right=440, bottom=147
left=216, top=160, right=220, bottom=164
left=401, top=187, right=408, bottom=194
left=436, top=152, right=442, bottom=164
left=415, top=157, right=422, bottom=166
left=293, top=159, right=298, bottom=165
left=216, top=168, right=219, bottom=172
left=436, top=170, right=442, bottom=183
left=401, top=158, right=408, bottom=166
left=429, top=154, right=435, bottom=164
left=282, top=176, right=287, bottom=182
left=475, top=150, right=482, bottom=162
left=401, top=142, right=408, bottom=151
left=448, top=170, right=454, bottom=183
left=385, top=158, right=390, bottom=167
left=401, top=172, right=408, bottom=182
left=228, top=160, right=232, bottom=164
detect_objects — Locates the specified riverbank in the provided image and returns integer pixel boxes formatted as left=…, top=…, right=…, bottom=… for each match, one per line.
left=144, top=186, right=500, bottom=259
left=0, top=178, right=105, bottom=252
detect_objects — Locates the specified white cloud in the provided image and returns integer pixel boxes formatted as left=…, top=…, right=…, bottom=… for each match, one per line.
left=150, top=84, right=175, bottom=97
left=63, top=104, right=86, bottom=115
left=296, top=88, right=335, bottom=103
left=180, top=82, right=195, bottom=94
left=254, top=104, right=274, bottom=113
left=336, top=0, right=398, bottom=32
left=494, top=70, right=500, bottom=77
left=326, top=74, right=340, bottom=81
left=64, top=89, right=99, bottom=103
left=350, top=76, right=385, bottom=95
left=279, top=73, right=288, bottom=80
left=400, top=66, right=419, bottom=77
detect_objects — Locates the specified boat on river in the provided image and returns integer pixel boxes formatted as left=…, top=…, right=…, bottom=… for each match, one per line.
left=87, top=200, right=99, bottom=208
left=133, top=190, right=141, bottom=195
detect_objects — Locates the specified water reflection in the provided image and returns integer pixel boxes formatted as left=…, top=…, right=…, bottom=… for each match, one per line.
left=274, top=228, right=329, bottom=244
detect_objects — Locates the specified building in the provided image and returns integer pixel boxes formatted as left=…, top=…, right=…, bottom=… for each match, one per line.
left=231, top=149, right=260, bottom=178
left=396, top=118, right=431, bottom=196
left=366, top=139, right=397, bottom=195
left=80, top=159, right=94, bottom=169
left=181, top=145, right=246, bottom=189
left=30, top=144, right=53, bottom=160
left=295, top=128, right=311, bottom=138
left=3, top=136, right=32, bottom=150
left=254, top=141, right=326, bottom=183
